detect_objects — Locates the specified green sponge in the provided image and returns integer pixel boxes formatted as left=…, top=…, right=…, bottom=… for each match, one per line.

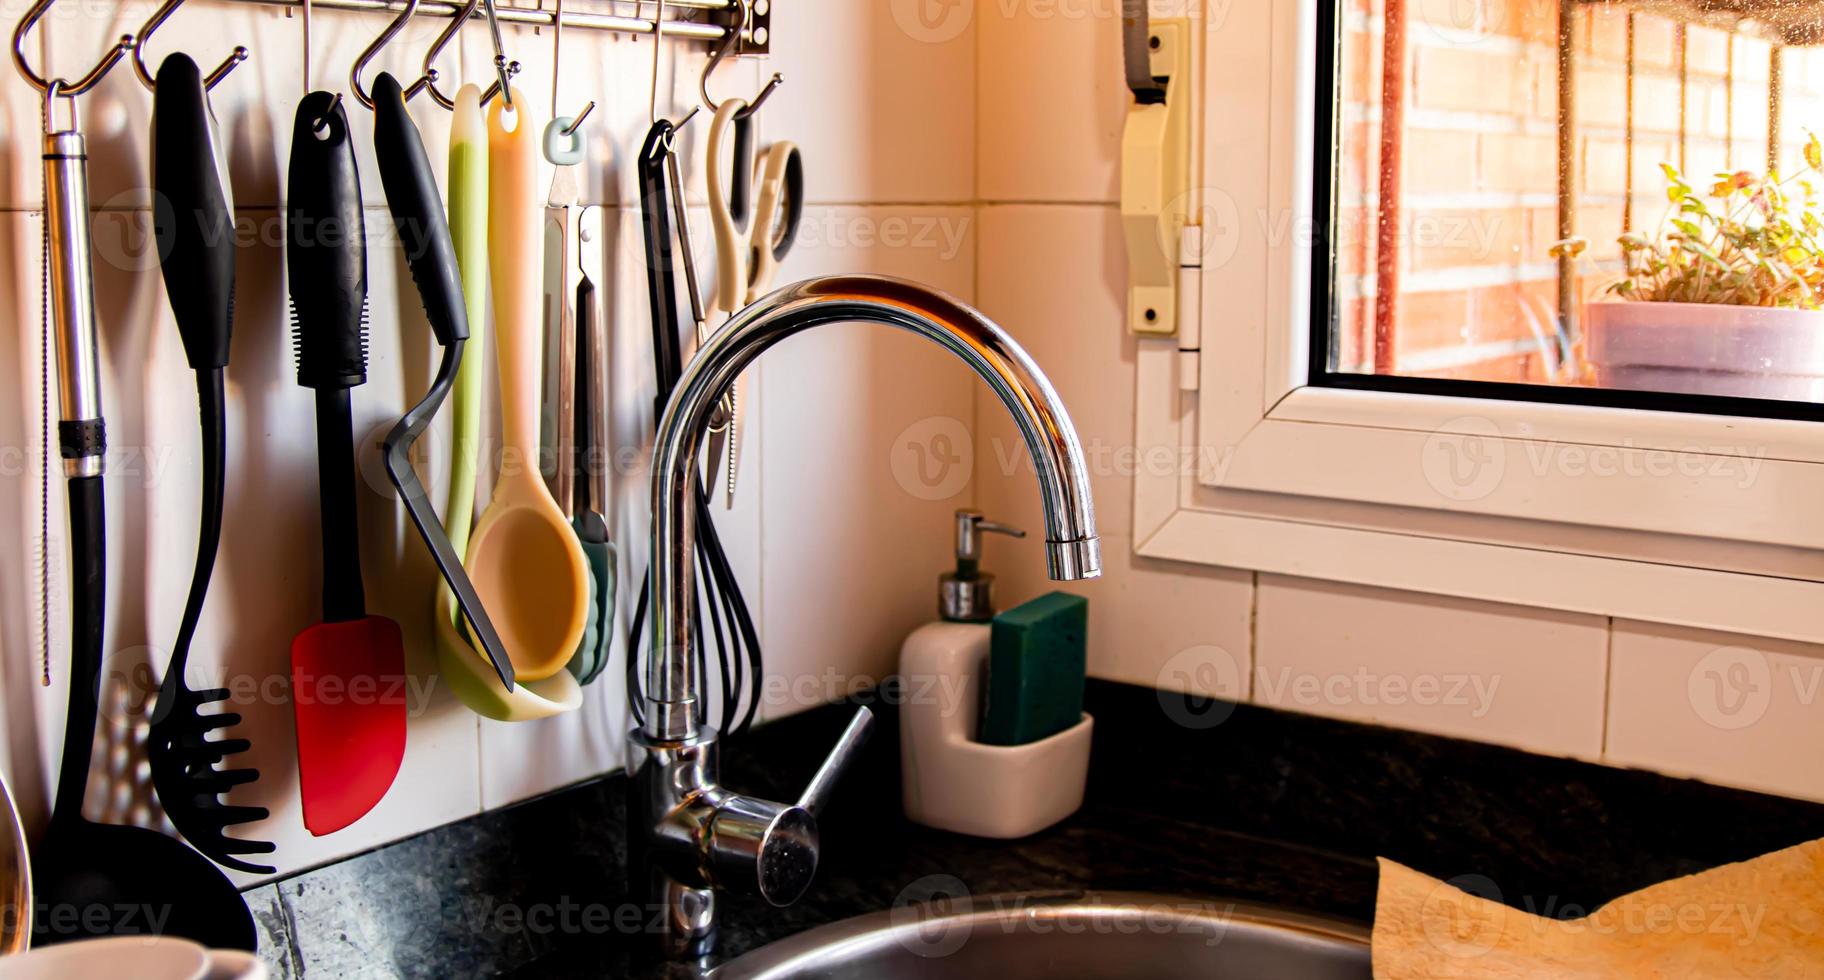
left=979, top=592, right=1088, bottom=746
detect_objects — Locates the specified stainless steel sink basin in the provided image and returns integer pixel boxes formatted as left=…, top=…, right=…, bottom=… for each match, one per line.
left=713, top=891, right=1371, bottom=979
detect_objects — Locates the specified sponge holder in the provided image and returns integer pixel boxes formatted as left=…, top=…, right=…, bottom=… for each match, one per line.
left=898, top=623, right=1094, bottom=839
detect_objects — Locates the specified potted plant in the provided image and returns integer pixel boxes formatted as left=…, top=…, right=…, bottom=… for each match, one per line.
left=1554, top=137, right=1824, bottom=400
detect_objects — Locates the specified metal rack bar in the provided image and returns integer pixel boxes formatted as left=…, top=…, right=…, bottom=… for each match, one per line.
left=247, top=0, right=748, bottom=44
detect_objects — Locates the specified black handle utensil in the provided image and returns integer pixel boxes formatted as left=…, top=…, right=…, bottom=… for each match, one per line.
left=287, top=91, right=409, bottom=836
left=31, top=52, right=257, bottom=951
left=369, top=72, right=516, bottom=691
left=145, top=52, right=276, bottom=876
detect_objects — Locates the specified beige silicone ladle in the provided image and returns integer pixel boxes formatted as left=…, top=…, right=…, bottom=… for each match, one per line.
left=466, top=87, right=591, bottom=682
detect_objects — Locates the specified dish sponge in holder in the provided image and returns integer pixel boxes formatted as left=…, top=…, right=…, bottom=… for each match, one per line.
left=898, top=610, right=1094, bottom=839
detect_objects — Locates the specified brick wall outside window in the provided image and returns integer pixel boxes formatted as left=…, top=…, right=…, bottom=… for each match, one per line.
left=1336, top=0, right=1824, bottom=383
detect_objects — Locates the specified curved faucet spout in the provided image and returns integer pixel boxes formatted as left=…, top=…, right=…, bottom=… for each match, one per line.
left=645, top=275, right=1101, bottom=741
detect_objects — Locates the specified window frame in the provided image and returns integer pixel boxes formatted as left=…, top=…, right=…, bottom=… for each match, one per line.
left=1134, top=0, right=1824, bottom=644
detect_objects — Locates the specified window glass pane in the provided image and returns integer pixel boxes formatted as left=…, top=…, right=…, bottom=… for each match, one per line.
left=1330, top=0, right=1824, bottom=404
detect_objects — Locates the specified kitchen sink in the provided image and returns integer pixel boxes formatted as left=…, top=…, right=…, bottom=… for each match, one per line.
left=713, top=891, right=1371, bottom=979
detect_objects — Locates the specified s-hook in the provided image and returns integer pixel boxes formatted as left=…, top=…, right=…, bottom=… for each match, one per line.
left=298, top=0, right=342, bottom=131
left=12, top=0, right=134, bottom=99
left=647, top=0, right=699, bottom=133
left=422, top=0, right=518, bottom=109
left=130, top=0, right=247, bottom=91
left=699, top=0, right=780, bottom=119
left=547, top=0, right=594, bottom=136
left=481, top=0, right=513, bottom=108
left=351, top=0, right=433, bottom=109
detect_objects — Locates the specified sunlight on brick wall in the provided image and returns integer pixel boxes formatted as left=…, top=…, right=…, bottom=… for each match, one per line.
left=1336, top=0, right=1824, bottom=383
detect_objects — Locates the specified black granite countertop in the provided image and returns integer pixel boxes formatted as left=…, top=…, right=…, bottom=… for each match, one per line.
left=513, top=744, right=1379, bottom=978
left=251, top=680, right=1824, bottom=979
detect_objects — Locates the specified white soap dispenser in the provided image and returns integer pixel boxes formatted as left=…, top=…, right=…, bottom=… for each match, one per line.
left=899, top=511, right=1022, bottom=822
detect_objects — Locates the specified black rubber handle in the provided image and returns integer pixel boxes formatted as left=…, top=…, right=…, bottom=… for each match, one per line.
left=573, top=277, right=595, bottom=516
left=371, top=73, right=468, bottom=347
left=773, top=146, right=806, bottom=263
left=152, top=54, right=235, bottom=371
left=288, top=92, right=369, bottom=390
left=50, top=474, right=105, bottom=830
left=383, top=340, right=517, bottom=691
left=314, top=388, right=366, bottom=622
left=639, top=121, right=684, bottom=413
left=729, top=111, right=755, bottom=228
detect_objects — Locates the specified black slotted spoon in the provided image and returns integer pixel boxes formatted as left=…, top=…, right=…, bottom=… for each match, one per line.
left=144, top=53, right=275, bottom=874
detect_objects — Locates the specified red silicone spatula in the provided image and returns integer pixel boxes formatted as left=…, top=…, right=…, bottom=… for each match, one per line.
left=286, top=92, right=406, bottom=837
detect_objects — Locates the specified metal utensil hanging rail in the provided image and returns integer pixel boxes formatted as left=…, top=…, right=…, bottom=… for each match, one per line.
left=236, top=0, right=754, bottom=44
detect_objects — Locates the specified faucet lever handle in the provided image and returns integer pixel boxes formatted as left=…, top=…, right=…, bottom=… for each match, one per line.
left=799, top=706, right=874, bottom=817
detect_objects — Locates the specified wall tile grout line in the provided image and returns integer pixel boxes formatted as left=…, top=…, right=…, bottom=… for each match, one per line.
left=1599, top=616, right=1616, bottom=759
left=1247, top=571, right=1260, bottom=702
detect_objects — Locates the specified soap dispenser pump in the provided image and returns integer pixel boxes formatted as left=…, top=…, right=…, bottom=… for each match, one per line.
left=940, top=510, right=1025, bottom=622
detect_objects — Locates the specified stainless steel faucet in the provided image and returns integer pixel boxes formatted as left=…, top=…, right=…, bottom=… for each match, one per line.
left=628, top=275, right=1101, bottom=958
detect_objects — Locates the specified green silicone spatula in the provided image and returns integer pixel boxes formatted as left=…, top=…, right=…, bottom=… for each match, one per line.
left=433, top=83, right=580, bottom=721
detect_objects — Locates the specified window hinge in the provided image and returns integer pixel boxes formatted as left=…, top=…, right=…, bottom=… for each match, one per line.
left=1178, top=224, right=1202, bottom=391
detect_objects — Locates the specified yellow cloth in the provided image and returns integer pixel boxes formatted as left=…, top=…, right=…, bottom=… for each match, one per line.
left=1372, top=837, right=1824, bottom=978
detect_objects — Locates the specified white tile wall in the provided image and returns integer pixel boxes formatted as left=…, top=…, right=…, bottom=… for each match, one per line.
left=1255, top=576, right=1609, bottom=758
left=975, top=0, right=1127, bottom=203
left=1608, top=622, right=1824, bottom=803
left=769, top=0, right=977, bottom=203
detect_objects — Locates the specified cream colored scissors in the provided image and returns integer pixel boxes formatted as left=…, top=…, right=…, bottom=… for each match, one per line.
left=704, top=97, right=804, bottom=506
